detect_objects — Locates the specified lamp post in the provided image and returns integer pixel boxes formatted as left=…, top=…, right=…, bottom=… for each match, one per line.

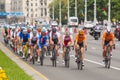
left=67, top=0, right=70, bottom=22
left=84, top=0, right=87, bottom=23
left=75, top=0, right=77, bottom=17
left=52, top=1, right=54, bottom=20
left=108, top=0, right=111, bottom=28
left=59, top=0, right=62, bottom=26
left=26, top=0, right=29, bottom=24
left=94, top=0, right=97, bottom=24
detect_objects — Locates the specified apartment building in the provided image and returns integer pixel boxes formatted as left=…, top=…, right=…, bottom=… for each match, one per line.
left=11, top=0, right=53, bottom=24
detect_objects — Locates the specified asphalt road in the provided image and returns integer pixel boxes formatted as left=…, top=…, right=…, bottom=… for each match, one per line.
left=0, top=27, right=120, bottom=80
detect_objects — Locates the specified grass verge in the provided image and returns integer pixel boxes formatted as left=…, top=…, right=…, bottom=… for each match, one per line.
left=0, top=50, right=33, bottom=80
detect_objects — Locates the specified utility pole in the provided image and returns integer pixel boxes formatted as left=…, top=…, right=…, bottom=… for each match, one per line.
left=52, top=1, right=54, bottom=20
left=94, top=0, right=97, bottom=24
left=84, top=0, right=87, bottom=23
left=108, top=0, right=111, bottom=28
left=68, top=0, right=70, bottom=22
left=75, top=0, right=77, bottom=17
left=59, top=0, right=62, bottom=26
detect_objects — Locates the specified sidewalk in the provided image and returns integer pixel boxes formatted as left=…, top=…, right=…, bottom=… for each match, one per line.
left=0, top=42, right=49, bottom=80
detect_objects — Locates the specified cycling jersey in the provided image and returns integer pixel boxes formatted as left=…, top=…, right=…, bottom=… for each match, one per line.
left=63, top=35, right=72, bottom=46
left=102, top=31, right=115, bottom=41
left=76, top=34, right=86, bottom=44
left=19, top=31, right=23, bottom=39
left=22, top=33, right=30, bottom=43
left=50, top=32, right=60, bottom=44
left=38, top=34, right=48, bottom=48
left=31, top=36, right=38, bottom=46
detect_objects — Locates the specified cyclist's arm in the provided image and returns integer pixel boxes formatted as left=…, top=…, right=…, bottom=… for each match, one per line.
left=84, top=35, right=87, bottom=47
left=75, top=35, right=78, bottom=45
left=102, top=35, right=105, bottom=48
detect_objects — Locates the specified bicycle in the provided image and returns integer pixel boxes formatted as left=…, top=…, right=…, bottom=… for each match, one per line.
left=104, top=44, right=115, bottom=69
left=76, top=47, right=84, bottom=70
left=51, top=44, right=59, bottom=67
left=64, top=45, right=74, bottom=68
left=40, top=47, right=46, bottom=66
left=32, top=45, right=38, bottom=64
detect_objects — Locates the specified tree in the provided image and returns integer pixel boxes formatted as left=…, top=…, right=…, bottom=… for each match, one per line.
left=49, top=0, right=120, bottom=24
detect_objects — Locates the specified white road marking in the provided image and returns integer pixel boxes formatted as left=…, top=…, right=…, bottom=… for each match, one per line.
left=91, top=47, right=96, bottom=50
left=85, top=58, right=120, bottom=71
left=69, top=54, right=120, bottom=71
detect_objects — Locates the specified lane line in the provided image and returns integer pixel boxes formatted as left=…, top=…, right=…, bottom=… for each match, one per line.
left=85, top=58, right=120, bottom=71
left=69, top=54, right=120, bottom=71
left=0, top=42, right=49, bottom=80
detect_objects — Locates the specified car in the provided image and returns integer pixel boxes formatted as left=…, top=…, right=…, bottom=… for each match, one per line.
left=51, top=21, right=58, bottom=27
left=84, top=21, right=94, bottom=29
left=68, top=17, right=79, bottom=27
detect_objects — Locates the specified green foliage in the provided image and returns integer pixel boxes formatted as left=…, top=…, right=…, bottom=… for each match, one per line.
left=0, top=50, right=33, bottom=80
left=49, top=0, right=120, bottom=24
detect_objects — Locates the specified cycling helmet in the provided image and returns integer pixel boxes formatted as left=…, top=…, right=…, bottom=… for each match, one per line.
left=106, top=27, right=111, bottom=35
left=27, top=28, right=31, bottom=33
left=79, top=30, right=84, bottom=35
left=42, top=27, right=47, bottom=32
left=37, top=27, right=41, bottom=33
left=65, top=31, right=70, bottom=36
left=23, top=29, right=27, bottom=34
left=33, top=30, right=37, bottom=35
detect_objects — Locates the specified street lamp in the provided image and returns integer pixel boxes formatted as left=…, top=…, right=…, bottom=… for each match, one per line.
left=84, top=0, right=87, bottom=23
left=108, top=0, right=111, bottom=28
left=59, top=0, right=62, bottom=26
left=26, top=0, right=29, bottom=24
left=52, top=1, right=55, bottom=20
left=75, top=0, right=77, bottom=17
left=67, top=0, right=70, bottom=22
left=94, top=0, right=97, bottom=24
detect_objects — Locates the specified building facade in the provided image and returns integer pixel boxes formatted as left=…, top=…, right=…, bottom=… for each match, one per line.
left=11, top=0, right=53, bottom=24
left=0, top=0, right=11, bottom=23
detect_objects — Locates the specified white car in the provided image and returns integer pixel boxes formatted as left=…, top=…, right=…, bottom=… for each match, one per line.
left=84, top=21, right=94, bottom=29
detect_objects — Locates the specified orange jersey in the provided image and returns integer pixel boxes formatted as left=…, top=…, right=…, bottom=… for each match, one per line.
left=76, top=34, right=86, bottom=43
left=102, top=31, right=115, bottom=41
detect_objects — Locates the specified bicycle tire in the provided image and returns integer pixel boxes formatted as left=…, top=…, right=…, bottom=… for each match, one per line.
left=80, top=61, right=83, bottom=70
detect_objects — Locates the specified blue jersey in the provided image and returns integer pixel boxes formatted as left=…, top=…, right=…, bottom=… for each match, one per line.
left=19, top=31, right=23, bottom=39
left=22, top=33, right=30, bottom=42
left=38, top=34, right=48, bottom=45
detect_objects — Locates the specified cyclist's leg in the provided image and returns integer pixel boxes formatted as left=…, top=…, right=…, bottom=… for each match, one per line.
left=109, top=41, right=113, bottom=52
left=37, top=44, right=42, bottom=62
left=80, top=42, right=84, bottom=64
left=30, top=44, right=34, bottom=60
left=103, top=41, right=108, bottom=59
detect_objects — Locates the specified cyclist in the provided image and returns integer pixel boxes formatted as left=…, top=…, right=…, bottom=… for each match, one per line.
left=37, top=27, right=49, bottom=62
left=102, top=27, right=115, bottom=61
left=75, top=29, right=87, bottom=66
left=29, top=30, right=38, bottom=61
left=2, top=25, right=10, bottom=43
left=62, top=31, right=73, bottom=64
left=21, top=29, right=30, bottom=58
left=50, top=27, right=61, bottom=58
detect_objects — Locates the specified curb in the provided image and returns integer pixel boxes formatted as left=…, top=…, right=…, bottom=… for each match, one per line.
left=0, top=42, right=49, bottom=80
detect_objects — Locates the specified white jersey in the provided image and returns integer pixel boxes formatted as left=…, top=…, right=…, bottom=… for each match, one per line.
left=50, top=32, right=60, bottom=39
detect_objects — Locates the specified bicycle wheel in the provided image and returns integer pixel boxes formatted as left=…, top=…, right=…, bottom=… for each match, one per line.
left=80, top=61, right=83, bottom=70
left=105, top=58, right=108, bottom=68
left=108, top=54, right=111, bottom=69
left=40, top=52, right=44, bottom=66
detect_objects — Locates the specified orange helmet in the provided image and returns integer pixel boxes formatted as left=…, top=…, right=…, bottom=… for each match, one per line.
left=79, top=30, right=84, bottom=35
left=37, top=27, right=41, bottom=33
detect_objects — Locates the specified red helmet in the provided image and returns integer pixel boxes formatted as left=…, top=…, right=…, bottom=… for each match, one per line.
left=27, top=28, right=31, bottom=33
